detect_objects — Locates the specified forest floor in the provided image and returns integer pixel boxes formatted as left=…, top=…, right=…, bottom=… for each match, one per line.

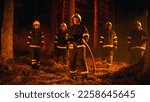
left=0, top=56, right=143, bottom=85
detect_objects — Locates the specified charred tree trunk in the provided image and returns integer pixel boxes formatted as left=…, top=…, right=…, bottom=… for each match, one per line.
left=69, top=0, right=75, bottom=26
left=1, top=0, right=14, bottom=69
left=94, top=0, right=98, bottom=48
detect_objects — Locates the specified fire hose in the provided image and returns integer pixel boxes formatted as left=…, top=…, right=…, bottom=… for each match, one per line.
left=82, top=38, right=96, bottom=73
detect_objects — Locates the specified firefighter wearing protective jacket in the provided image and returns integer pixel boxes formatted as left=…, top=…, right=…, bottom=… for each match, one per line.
left=68, top=13, right=90, bottom=80
left=128, top=21, right=147, bottom=64
left=54, top=23, right=69, bottom=65
left=27, top=20, right=45, bottom=69
left=99, top=22, right=117, bottom=68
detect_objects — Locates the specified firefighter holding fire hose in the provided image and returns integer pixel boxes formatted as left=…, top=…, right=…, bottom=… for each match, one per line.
left=99, top=22, right=118, bottom=68
left=27, top=20, right=45, bottom=69
left=128, top=21, right=147, bottom=64
left=68, top=13, right=90, bottom=80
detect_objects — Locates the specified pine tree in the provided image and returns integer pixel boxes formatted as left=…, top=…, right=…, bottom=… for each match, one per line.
left=1, top=0, right=14, bottom=70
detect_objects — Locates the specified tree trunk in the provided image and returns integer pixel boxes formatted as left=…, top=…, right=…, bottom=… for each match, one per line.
left=1, top=0, right=14, bottom=69
left=143, top=7, right=150, bottom=75
left=69, top=0, right=75, bottom=26
left=94, top=0, right=98, bottom=48
left=62, top=0, right=66, bottom=23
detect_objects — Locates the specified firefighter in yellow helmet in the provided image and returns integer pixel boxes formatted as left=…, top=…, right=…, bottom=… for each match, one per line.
left=54, top=23, right=69, bottom=66
left=27, top=20, right=45, bottom=69
left=68, top=13, right=90, bottom=80
left=99, top=22, right=117, bottom=68
left=127, top=21, right=147, bottom=64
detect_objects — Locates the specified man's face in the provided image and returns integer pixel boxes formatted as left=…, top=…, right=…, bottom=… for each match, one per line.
left=135, top=24, right=141, bottom=30
left=73, top=17, right=80, bottom=24
left=60, top=25, right=66, bottom=31
left=106, top=24, right=112, bottom=30
left=33, top=24, right=40, bottom=29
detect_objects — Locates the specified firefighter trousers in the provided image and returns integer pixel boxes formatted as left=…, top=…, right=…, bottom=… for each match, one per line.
left=101, top=47, right=114, bottom=66
left=55, top=48, right=68, bottom=65
left=130, top=49, right=145, bottom=64
left=31, top=48, right=41, bottom=68
left=69, top=47, right=88, bottom=76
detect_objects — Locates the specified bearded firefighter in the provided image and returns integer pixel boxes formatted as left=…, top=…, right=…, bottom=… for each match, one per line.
left=54, top=23, right=69, bottom=66
left=68, top=13, right=90, bottom=80
left=27, top=20, right=45, bottom=69
left=128, top=21, right=147, bottom=64
left=99, top=22, right=117, bottom=68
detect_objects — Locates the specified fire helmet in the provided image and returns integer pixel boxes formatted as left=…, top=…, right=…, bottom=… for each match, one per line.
left=105, top=22, right=112, bottom=27
left=71, top=13, right=82, bottom=22
left=33, top=20, right=40, bottom=26
left=60, top=23, right=67, bottom=28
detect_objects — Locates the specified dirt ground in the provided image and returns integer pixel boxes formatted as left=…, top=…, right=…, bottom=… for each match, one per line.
left=0, top=56, right=142, bottom=85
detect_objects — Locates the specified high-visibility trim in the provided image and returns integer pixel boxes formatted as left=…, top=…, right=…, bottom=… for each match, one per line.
left=127, top=42, right=131, bottom=44
left=103, top=45, right=114, bottom=48
left=55, top=36, right=58, bottom=39
left=54, top=41, right=58, bottom=43
left=114, top=41, right=118, bottom=43
left=68, top=44, right=86, bottom=49
left=68, top=44, right=74, bottom=49
left=99, top=41, right=103, bottom=43
left=128, top=36, right=132, bottom=39
left=32, top=59, right=37, bottom=61
left=56, top=46, right=67, bottom=49
left=28, top=36, right=31, bottom=39
left=100, top=36, right=104, bottom=39
left=29, top=45, right=40, bottom=48
left=131, top=46, right=146, bottom=50
left=81, top=71, right=89, bottom=75
left=113, top=36, right=117, bottom=39
left=41, top=41, right=45, bottom=43
left=107, top=63, right=112, bottom=66
left=32, top=62, right=37, bottom=65
left=70, top=70, right=77, bottom=74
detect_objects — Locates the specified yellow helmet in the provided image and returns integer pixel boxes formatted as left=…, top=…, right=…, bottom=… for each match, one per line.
left=71, top=13, right=82, bottom=22
left=33, top=20, right=40, bottom=26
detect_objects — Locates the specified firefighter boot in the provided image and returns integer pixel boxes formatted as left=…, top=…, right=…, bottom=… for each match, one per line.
left=82, top=74, right=88, bottom=80
left=71, top=73, right=77, bottom=80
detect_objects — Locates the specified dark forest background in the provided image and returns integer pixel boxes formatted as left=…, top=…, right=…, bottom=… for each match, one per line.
left=0, top=0, right=149, bottom=63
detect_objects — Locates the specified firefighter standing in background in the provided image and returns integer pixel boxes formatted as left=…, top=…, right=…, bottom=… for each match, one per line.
left=68, top=13, right=90, bottom=80
left=27, top=20, right=45, bottom=69
left=99, top=22, right=117, bottom=68
left=54, top=23, right=69, bottom=66
left=128, top=21, right=147, bottom=64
